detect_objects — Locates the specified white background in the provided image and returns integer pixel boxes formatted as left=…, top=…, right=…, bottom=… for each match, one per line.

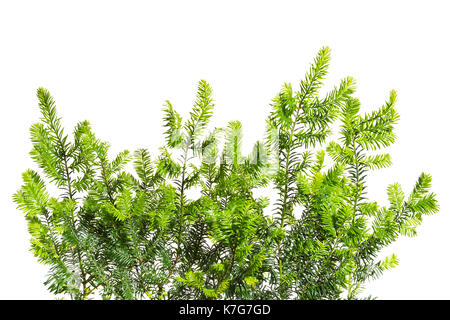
left=1, top=0, right=449, bottom=299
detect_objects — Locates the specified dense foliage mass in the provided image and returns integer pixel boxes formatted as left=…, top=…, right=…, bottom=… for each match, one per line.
left=13, top=47, right=439, bottom=300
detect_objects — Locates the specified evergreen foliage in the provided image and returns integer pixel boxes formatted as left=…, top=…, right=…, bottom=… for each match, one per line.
left=13, top=47, right=439, bottom=300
